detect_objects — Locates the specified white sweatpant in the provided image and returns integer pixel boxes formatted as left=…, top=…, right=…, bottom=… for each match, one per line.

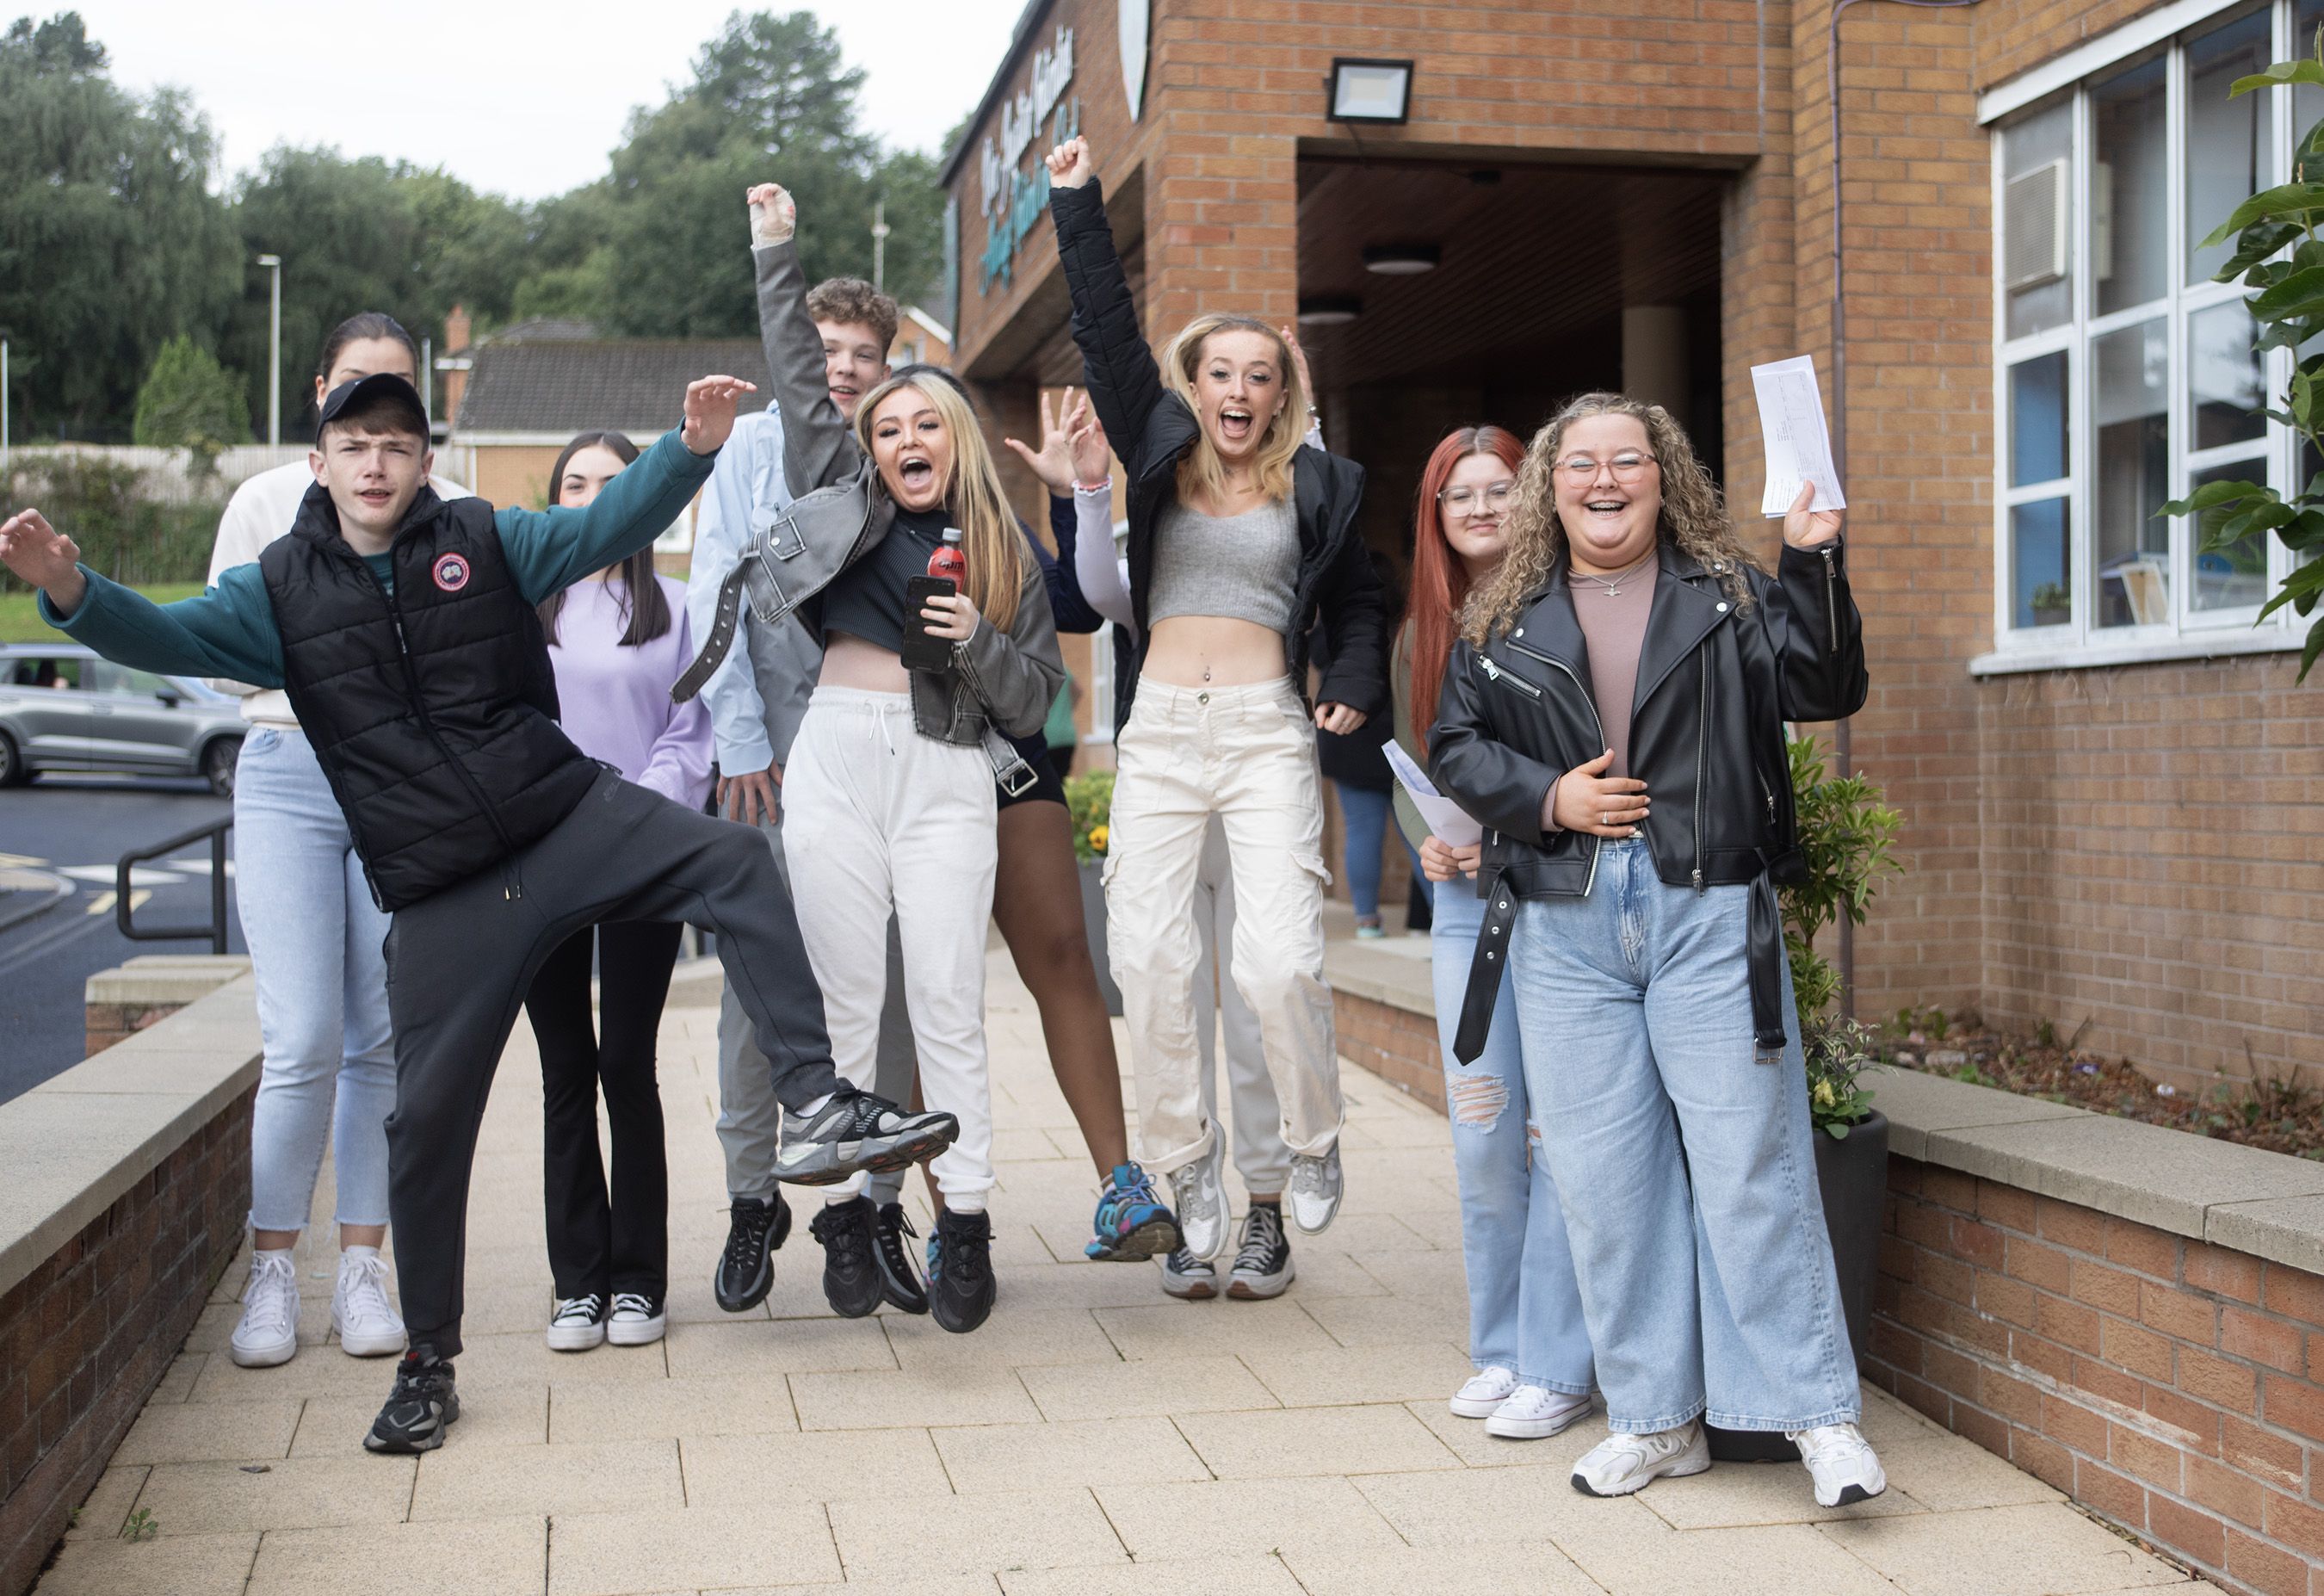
left=783, top=688, right=999, bottom=1209
left=1193, top=815, right=1289, bottom=1194
left=1105, top=676, right=1344, bottom=1175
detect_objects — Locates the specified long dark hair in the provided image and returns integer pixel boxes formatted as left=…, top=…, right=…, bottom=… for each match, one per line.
left=537, top=431, right=670, bottom=647
left=316, top=312, right=418, bottom=382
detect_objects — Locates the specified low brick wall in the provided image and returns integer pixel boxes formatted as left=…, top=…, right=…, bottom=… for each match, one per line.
left=1333, top=986, right=1447, bottom=1117
left=0, top=1091, right=252, bottom=1596
left=83, top=957, right=251, bottom=1058
left=1873, top=1157, right=2324, bottom=1594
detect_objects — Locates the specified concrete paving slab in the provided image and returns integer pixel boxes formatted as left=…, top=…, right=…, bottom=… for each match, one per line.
left=658, top=1314, right=897, bottom=1379
left=133, top=1455, right=416, bottom=1535
left=790, top=1364, right=1043, bottom=1430
left=1092, top=1298, right=1339, bottom=1360
left=246, top=1516, right=547, bottom=1596
left=1562, top=1516, right=1909, bottom=1595
left=826, top=1488, right=1128, bottom=1575
left=1175, top=1401, right=1462, bottom=1478
left=546, top=1504, right=842, bottom=1595
left=1095, top=1475, right=1406, bottom=1561
left=1239, top=1339, right=1480, bottom=1407
left=59, top=1466, right=145, bottom=1542
left=112, top=1398, right=302, bottom=1465
left=409, top=1440, right=683, bottom=1522
left=547, top=1374, right=796, bottom=1442
left=33, top=1532, right=258, bottom=1596
left=1016, top=1354, right=1281, bottom=1422
left=1819, top=1501, right=2185, bottom=1593
left=931, top=1414, right=1211, bottom=1492
left=677, top=1427, right=954, bottom=1507
left=1281, top=1541, right=1608, bottom=1596
left=1000, top=1558, right=1310, bottom=1595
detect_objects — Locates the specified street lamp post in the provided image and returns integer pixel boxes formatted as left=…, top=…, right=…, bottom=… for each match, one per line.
left=871, top=200, right=889, bottom=293
left=256, top=254, right=282, bottom=447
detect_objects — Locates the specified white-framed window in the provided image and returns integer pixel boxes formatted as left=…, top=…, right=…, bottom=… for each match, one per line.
left=1988, top=0, right=2319, bottom=665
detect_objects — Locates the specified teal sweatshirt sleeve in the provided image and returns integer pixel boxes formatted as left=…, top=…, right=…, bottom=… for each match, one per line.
left=42, top=565, right=285, bottom=688
left=495, top=430, right=717, bottom=604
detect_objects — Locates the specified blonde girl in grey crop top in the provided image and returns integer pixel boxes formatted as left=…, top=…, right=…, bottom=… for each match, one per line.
left=1147, top=496, right=1301, bottom=633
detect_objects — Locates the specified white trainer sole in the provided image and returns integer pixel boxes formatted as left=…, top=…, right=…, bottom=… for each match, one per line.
left=227, top=1332, right=298, bottom=1369
left=606, top=1313, right=667, bottom=1347
left=1814, top=1461, right=1888, bottom=1507
left=1486, top=1396, right=1592, bottom=1440
left=1226, top=1260, right=1295, bottom=1300
left=332, top=1312, right=408, bottom=1358
left=545, top=1321, right=607, bottom=1352
left=1571, top=1432, right=1714, bottom=1497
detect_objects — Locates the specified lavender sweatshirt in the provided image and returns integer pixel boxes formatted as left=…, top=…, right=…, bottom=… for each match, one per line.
left=548, top=574, right=713, bottom=811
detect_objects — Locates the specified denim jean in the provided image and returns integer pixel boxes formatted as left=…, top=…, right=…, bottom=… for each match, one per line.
left=1507, top=837, right=1859, bottom=1434
left=233, top=728, right=396, bottom=1232
left=1430, top=879, right=1592, bottom=1395
left=1335, top=783, right=1391, bottom=919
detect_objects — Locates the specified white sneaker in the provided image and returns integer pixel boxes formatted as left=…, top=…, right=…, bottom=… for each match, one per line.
left=1789, top=1421, right=1887, bottom=1506
left=331, top=1246, right=407, bottom=1358
left=1168, top=1138, right=1231, bottom=1262
left=1449, top=1366, right=1520, bottom=1419
left=606, top=1292, right=667, bottom=1346
left=1487, top=1385, right=1592, bottom=1440
left=546, top=1293, right=607, bottom=1352
left=1570, top=1421, right=1711, bottom=1496
left=1286, top=1142, right=1343, bottom=1234
left=228, top=1248, right=300, bottom=1368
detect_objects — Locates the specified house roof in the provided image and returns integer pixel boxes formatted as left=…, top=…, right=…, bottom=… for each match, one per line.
left=450, top=338, right=772, bottom=437
left=483, top=318, right=603, bottom=344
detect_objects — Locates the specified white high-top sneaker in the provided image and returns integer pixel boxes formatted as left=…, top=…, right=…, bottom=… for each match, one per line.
left=228, top=1249, right=300, bottom=1368
left=1570, top=1420, right=1711, bottom=1496
left=1168, top=1139, right=1231, bottom=1262
left=1449, top=1366, right=1520, bottom=1419
left=331, top=1246, right=407, bottom=1358
left=1789, top=1422, right=1888, bottom=1506
left=1486, top=1385, right=1593, bottom=1440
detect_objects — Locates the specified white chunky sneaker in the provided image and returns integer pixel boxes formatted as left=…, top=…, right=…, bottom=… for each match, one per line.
left=331, top=1246, right=407, bottom=1358
left=1487, top=1384, right=1592, bottom=1440
left=1789, top=1421, right=1887, bottom=1506
left=1449, top=1366, right=1521, bottom=1419
left=228, top=1248, right=300, bottom=1368
left=546, top=1293, right=607, bottom=1352
left=1168, top=1138, right=1231, bottom=1262
left=606, top=1292, right=667, bottom=1347
left=1570, top=1421, right=1711, bottom=1497
left=1285, top=1141, right=1343, bottom=1234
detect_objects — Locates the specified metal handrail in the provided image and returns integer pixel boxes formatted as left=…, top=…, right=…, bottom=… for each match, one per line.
left=116, top=816, right=232, bottom=954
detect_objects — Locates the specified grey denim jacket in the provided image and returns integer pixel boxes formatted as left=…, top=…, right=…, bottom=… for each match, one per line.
left=674, top=238, right=1064, bottom=789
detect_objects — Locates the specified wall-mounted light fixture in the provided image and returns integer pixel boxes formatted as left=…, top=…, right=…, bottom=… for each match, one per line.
left=1326, top=58, right=1413, bottom=124
left=1362, top=244, right=1440, bottom=276
left=1296, top=295, right=1363, bottom=326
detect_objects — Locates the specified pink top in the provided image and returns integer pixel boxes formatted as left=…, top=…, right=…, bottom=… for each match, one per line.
left=547, top=574, right=714, bottom=811
left=1542, top=568, right=1656, bottom=831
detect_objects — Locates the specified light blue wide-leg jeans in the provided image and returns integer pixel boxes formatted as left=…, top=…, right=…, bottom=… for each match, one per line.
left=1430, top=878, right=1593, bottom=1395
left=1507, top=837, right=1857, bottom=1434
left=234, top=727, right=397, bottom=1231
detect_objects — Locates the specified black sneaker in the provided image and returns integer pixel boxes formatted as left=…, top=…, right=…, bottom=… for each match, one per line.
left=362, top=1346, right=459, bottom=1454
left=714, top=1191, right=792, bottom=1313
left=1227, top=1202, right=1295, bottom=1300
left=875, top=1202, right=930, bottom=1315
left=926, top=1208, right=996, bottom=1334
left=1159, top=1246, right=1217, bottom=1301
left=808, top=1197, right=884, bottom=1317
left=774, top=1090, right=959, bottom=1186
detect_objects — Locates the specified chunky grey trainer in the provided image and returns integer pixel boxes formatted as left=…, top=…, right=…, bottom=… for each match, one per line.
left=774, top=1090, right=958, bottom=1186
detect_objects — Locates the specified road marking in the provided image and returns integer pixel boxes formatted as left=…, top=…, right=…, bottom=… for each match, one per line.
left=83, top=890, right=151, bottom=917
left=0, top=852, right=46, bottom=868
left=57, top=866, right=186, bottom=887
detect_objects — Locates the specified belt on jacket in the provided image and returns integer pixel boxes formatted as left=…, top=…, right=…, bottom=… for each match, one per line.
left=674, top=544, right=1040, bottom=799
left=1451, top=860, right=1792, bottom=1066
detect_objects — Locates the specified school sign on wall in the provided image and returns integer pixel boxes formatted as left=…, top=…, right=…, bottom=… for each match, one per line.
left=976, top=24, right=1080, bottom=296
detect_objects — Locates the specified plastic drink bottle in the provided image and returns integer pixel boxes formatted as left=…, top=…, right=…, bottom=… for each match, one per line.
left=927, top=528, right=967, bottom=585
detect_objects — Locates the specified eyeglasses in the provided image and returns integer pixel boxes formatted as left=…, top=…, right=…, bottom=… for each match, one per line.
left=1555, top=452, right=1658, bottom=482
left=1439, top=482, right=1515, bottom=515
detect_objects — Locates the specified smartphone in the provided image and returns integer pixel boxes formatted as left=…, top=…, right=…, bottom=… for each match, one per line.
left=900, top=574, right=957, bottom=671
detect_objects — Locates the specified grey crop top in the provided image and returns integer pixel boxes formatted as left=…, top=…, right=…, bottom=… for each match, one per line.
left=1147, top=496, right=1300, bottom=633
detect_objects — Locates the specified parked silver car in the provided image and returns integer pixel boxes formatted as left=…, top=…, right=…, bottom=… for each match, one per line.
left=0, top=642, right=244, bottom=794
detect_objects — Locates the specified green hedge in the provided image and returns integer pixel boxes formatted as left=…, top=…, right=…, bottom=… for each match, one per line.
left=1, top=454, right=222, bottom=593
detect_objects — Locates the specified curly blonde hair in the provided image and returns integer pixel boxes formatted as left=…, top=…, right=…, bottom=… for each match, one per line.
left=1462, top=392, right=1756, bottom=644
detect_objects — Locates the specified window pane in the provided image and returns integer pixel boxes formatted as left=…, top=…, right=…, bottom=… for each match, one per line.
left=2012, top=498, right=2073, bottom=628
left=2188, top=12, right=2273, bottom=284
left=2187, top=457, right=2273, bottom=612
left=2191, top=300, right=2265, bottom=449
left=2092, top=319, right=2171, bottom=628
left=2003, top=101, right=2074, bottom=339
left=2092, top=56, right=2168, bottom=314
left=2009, top=352, right=2069, bottom=486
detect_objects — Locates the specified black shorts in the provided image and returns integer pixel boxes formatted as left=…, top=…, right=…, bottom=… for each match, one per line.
left=998, top=748, right=1067, bottom=811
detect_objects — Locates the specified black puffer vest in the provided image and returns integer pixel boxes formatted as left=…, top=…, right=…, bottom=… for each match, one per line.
left=258, top=484, right=601, bottom=911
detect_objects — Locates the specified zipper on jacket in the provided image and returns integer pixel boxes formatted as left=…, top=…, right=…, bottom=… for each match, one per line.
left=1758, top=764, right=1777, bottom=826
left=1505, top=638, right=1604, bottom=897
left=1475, top=653, right=1542, bottom=700
left=368, top=560, right=526, bottom=899
left=1821, top=545, right=1840, bottom=657
left=1692, top=655, right=1709, bottom=895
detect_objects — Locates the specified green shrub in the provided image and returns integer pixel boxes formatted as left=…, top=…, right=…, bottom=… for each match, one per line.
left=1781, top=735, right=1905, bottom=1135
left=1, top=454, right=222, bottom=592
left=132, top=336, right=250, bottom=474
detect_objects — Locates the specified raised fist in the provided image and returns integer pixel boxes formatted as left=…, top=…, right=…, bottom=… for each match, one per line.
left=1045, top=138, right=1094, bottom=190
left=745, top=182, right=796, bottom=247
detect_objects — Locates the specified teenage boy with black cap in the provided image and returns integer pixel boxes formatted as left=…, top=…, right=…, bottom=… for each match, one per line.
left=0, top=371, right=958, bottom=1454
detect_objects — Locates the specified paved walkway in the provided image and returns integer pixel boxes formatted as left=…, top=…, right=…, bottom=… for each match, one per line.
left=39, top=950, right=2204, bottom=1596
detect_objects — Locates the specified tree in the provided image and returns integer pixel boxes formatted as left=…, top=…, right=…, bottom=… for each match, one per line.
left=132, top=335, right=249, bottom=464
left=0, top=11, right=241, bottom=439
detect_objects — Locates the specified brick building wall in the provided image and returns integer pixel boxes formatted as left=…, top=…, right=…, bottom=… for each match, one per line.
left=950, top=0, right=2324, bottom=1092
left=1876, top=1156, right=2324, bottom=1596
left=0, top=1091, right=252, bottom=1596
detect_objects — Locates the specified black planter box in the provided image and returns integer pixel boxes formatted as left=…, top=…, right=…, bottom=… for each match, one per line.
left=1706, top=1108, right=1890, bottom=1463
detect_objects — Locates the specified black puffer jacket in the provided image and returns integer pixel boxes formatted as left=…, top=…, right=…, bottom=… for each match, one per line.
left=1048, top=179, right=1388, bottom=727
left=1428, top=539, right=1866, bottom=1062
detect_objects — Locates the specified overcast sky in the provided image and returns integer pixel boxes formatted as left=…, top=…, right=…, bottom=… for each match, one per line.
left=69, top=0, right=1028, bottom=200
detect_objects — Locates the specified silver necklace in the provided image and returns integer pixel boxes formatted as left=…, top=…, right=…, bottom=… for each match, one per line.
left=1571, top=549, right=1655, bottom=597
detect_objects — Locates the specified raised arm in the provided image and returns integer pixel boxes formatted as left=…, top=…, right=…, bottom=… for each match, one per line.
left=497, top=378, right=745, bottom=603
left=4, top=510, right=286, bottom=686
left=747, top=182, right=862, bottom=498
left=685, top=418, right=776, bottom=774
left=1045, top=139, right=1170, bottom=452
left=1071, top=484, right=1133, bottom=630
left=1757, top=487, right=1866, bottom=723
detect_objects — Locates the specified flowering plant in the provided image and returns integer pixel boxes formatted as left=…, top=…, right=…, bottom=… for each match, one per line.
left=1065, top=770, right=1113, bottom=863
